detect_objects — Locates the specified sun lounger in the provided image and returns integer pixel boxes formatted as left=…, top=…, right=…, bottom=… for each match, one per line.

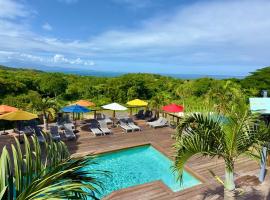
left=150, top=118, right=168, bottom=128
left=146, top=117, right=163, bottom=126
left=49, top=125, right=61, bottom=141
left=15, top=126, right=34, bottom=136
left=89, top=123, right=103, bottom=136
left=98, top=120, right=112, bottom=135
left=33, top=126, right=46, bottom=143
left=63, top=124, right=76, bottom=140
left=144, top=110, right=153, bottom=119
left=135, top=110, right=145, bottom=119
left=118, top=119, right=133, bottom=133
left=126, top=118, right=141, bottom=131
left=96, top=113, right=113, bottom=124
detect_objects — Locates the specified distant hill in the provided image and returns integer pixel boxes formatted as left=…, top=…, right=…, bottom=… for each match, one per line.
left=0, top=64, right=244, bottom=79
left=0, top=65, right=43, bottom=73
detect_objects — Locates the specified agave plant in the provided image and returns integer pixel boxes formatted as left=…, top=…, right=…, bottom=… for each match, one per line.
left=174, top=109, right=270, bottom=199
left=0, top=134, right=107, bottom=200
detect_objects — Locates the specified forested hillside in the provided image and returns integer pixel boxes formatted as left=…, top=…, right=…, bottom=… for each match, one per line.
left=0, top=65, right=268, bottom=113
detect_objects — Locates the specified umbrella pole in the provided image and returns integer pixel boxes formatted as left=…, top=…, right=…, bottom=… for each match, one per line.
left=113, top=110, right=116, bottom=127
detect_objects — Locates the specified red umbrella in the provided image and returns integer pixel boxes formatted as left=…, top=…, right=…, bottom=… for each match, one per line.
left=162, top=104, right=184, bottom=113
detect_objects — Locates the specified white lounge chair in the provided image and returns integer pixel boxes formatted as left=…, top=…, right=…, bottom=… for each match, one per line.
left=49, top=125, right=61, bottom=141
left=146, top=118, right=163, bottom=126
left=89, top=123, right=103, bottom=136
left=119, top=119, right=133, bottom=133
left=126, top=118, right=141, bottom=131
left=98, top=120, right=112, bottom=135
left=63, top=124, right=76, bottom=140
left=150, top=118, right=168, bottom=128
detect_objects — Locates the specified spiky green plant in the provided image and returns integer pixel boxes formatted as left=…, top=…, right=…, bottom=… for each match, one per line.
left=174, top=109, right=270, bottom=199
left=0, top=134, right=106, bottom=200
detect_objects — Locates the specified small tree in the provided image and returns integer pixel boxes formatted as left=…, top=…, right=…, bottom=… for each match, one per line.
left=30, top=97, right=58, bottom=130
left=174, top=108, right=270, bottom=199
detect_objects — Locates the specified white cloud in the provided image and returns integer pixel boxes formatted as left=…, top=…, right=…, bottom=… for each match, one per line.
left=42, top=22, right=52, bottom=31
left=1, top=0, right=270, bottom=74
left=0, top=51, right=95, bottom=67
left=111, top=0, right=153, bottom=9
left=57, top=0, right=78, bottom=4
left=0, top=0, right=32, bottom=19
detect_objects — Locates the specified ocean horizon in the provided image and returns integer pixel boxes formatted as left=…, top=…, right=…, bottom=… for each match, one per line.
left=14, top=66, right=244, bottom=79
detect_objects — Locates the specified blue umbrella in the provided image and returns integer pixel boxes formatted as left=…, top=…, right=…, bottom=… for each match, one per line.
left=61, top=104, right=91, bottom=113
left=61, top=105, right=91, bottom=129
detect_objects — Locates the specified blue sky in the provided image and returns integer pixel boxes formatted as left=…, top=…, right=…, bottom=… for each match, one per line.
left=0, top=0, right=270, bottom=75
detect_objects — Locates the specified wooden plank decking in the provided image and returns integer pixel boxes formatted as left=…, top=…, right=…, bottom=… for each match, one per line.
left=0, top=120, right=261, bottom=199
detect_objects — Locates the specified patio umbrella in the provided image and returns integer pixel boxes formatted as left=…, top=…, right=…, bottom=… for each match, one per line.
left=127, top=99, right=148, bottom=107
left=72, top=100, right=96, bottom=107
left=0, top=105, right=18, bottom=114
left=61, top=104, right=91, bottom=113
left=127, top=99, right=148, bottom=115
left=0, top=110, right=38, bottom=120
left=61, top=104, right=91, bottom=128
left=0, top=110, right=38, bottom=142
left=162, top=104, right=184, bottom=113
left=102, top=103, right=127, bottom=126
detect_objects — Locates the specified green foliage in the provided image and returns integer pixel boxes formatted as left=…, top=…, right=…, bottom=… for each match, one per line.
left=0, top=134, right=105, bottom=200
left=37, top=73, right=68, bottom=98
left=241, top=66, right=270, bottom=96
left=0, top=65, right=268, bottom=112
left=174, top=106, right=270, bottom=192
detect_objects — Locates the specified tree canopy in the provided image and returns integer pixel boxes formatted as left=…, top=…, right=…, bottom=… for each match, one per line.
left=0, top=65, right=268, bottom=112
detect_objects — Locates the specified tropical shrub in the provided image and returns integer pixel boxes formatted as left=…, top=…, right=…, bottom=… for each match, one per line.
left=0, top=134, right=106, bottom=200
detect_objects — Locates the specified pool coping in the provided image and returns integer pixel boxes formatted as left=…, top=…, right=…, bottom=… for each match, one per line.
left=72, top=141, right=207, bottom=198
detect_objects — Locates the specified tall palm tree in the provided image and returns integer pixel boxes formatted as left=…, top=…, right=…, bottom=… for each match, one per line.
left=0, top=134, right=106, bottom=200
left=149, top=93, right=171, bottom=118
left=31, top=97, right=58, bottom=130
left=174, top=109, right=270, bottom=199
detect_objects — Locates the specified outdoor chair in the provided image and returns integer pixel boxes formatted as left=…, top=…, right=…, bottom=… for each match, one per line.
left=63, top=124, right=76, bottom=140
left=135, top=110, right=145, bottom=119
left=89, top=122, right=103, bottom=136
left=49, top=125, right=61, bottom=141
left=118, top=119, right=133, bottom=133
left=98, top=120, right=112, bottom=135
left=126, top=118, right=141, bottom=131
left=33, top=126, right=46, bottom=143
left=150, top=118, right=168, bottom=128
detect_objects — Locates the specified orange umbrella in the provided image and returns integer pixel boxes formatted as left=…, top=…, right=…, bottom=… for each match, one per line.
left=0, top=105, right=18, bottom=114
left=72, top=100, right=95, bottom=107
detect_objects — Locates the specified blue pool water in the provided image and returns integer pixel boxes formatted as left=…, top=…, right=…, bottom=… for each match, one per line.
left=85, top=145, right=200, bottom=198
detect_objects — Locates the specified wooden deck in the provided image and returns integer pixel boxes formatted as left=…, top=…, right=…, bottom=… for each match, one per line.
left=66, top=120, right=260, bottom=200
left=0, top=120, right=261, bottom=199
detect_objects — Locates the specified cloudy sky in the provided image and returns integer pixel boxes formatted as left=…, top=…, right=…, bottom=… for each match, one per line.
left=0, top=0, right=269, bottom=75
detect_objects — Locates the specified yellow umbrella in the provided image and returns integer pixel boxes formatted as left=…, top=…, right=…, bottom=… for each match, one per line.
left=127, top=99, right=148, bottom=106
left=0, top=110, right=38, bottom=121
left=0, top=110, right=38, bottom=143
left=127, top=99, right=148, bottom=115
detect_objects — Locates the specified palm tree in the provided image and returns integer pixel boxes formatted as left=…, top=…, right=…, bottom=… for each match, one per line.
left=0, top=134, right=106, bottom=200
left=173, top=109, right=270, bottom=199
left=31, top=97, right=58, bottom=130
left=149, top=92, right=171, bottom=118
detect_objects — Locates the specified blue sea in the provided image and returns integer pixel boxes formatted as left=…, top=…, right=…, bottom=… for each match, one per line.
left=41, top=68, right=245, bottom=79
left=5, top=65, right=245, bottom=79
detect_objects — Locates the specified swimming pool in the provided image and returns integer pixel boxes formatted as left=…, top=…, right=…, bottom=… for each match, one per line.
left=85, top=145, right=201, bottom=198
